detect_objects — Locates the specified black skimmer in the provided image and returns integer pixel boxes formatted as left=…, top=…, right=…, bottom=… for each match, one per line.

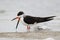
left=11, top=11, right=56, bottom=32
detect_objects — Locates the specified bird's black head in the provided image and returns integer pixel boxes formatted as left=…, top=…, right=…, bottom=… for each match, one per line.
left=11, top=11, right=24, bottom=30
left=17, top=11, right=24, bottom=16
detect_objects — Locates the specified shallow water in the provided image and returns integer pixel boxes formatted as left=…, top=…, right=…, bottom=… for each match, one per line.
left=0, top=0, right=60, bottom=32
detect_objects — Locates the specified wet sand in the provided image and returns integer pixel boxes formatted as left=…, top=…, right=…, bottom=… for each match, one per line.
left=0, top=31, right=60, bottom=40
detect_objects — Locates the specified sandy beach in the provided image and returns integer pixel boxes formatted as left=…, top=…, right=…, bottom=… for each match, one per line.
left=0, top=31, right=60, bottom=40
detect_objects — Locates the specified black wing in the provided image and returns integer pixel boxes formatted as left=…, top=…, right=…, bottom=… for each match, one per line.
left=24, top=16, right=36, bottom=24
left=24, top=16, right=56, bottom=24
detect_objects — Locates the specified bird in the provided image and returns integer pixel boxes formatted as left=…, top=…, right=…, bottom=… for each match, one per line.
left=11, top=11, right=56, bottom=32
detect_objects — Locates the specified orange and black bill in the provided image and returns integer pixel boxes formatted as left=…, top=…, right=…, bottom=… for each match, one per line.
left=11, top=16, right=20, bottom=29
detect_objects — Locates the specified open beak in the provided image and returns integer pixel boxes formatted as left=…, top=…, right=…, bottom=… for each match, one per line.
left=11, top=16, right=20, bottom=21
left=11, top=16, right=20, bottom=29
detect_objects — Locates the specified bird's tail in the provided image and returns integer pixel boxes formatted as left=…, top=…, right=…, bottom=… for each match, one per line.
left=45, top=16, right=56, bottom=18
left=44, top=16, right=56, bottom=21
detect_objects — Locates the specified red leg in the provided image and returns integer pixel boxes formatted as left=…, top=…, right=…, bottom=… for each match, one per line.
left=27, top=26, right=30, bottom=31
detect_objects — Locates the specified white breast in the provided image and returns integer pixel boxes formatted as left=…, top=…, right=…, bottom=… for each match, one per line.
left=20, top=17, right=28, bottom=26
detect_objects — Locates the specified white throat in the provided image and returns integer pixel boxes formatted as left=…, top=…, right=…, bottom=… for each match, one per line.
left=20, top=14, right=28, bottom=26
left=19, top=14, right=25, bottom=18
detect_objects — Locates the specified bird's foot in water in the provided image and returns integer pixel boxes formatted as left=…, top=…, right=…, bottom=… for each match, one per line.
left=27, top=26, right=30, bottom=32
